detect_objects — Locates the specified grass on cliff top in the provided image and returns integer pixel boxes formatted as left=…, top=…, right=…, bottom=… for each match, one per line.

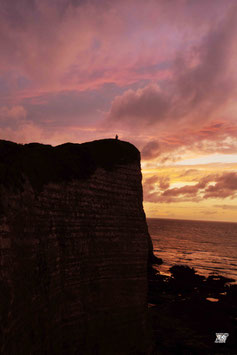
left=0, top=139, right=140, bottom=192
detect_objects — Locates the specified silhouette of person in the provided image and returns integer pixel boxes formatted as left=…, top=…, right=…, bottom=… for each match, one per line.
left=115, top=134, right=118, bottom=140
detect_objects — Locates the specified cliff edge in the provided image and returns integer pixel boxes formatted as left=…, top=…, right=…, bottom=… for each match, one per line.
left=0, top=139, right=152, bottom=354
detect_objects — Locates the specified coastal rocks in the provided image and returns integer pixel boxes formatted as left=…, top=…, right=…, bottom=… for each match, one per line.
left=0, top=139, right=152, bottom=354
left=148, top=264, right=237, bottom=353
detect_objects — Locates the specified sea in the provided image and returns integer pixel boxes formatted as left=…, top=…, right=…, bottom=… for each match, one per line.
left=147, top=218, right=237, bottom=283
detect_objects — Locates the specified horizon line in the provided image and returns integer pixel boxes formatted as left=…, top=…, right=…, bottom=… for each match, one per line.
left=146, top=216, right=237, bottom=224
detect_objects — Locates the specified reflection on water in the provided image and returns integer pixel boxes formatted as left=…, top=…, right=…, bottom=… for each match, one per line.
left=206, top=297, right=219, bottom=302
left=147, top=218, right=237, bottom=282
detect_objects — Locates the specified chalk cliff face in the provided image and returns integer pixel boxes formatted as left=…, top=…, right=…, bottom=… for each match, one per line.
left=0, top=139, right=152, bottom=354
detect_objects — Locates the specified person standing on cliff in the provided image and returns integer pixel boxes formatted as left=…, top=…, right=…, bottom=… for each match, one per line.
left=115, top=134, right=118, bottom=140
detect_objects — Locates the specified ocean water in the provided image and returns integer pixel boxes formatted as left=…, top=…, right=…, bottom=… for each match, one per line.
left=147, top=218, right=237, bottom=282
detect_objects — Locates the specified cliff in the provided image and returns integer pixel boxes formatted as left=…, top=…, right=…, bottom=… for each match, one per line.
left=0, top=139, right=153, bottom=354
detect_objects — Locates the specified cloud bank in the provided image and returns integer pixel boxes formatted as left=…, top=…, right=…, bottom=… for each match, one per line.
left=144, top=172, right=237, bottom=203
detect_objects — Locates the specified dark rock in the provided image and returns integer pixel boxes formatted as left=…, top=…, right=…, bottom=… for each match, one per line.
left=168, top=265, right=205, bottom=295
left=0, top=139, right=151, bottom=354
left=149, top=264, right=237, bottom=353
left=149, top=254, right=163, bottom=266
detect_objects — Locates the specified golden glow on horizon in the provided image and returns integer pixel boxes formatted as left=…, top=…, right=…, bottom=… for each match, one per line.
left=142, top=162, right=237, bottom=223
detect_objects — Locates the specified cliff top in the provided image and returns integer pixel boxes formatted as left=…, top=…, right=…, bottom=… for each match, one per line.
left=0, top=139, right=140, bottom=191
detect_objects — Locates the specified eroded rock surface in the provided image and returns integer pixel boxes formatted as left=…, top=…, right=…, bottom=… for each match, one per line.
left=0, top=139, right=152, bottom=354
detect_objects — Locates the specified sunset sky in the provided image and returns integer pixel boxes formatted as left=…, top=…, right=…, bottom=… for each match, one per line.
left=0, top=0, right=237, bottom=222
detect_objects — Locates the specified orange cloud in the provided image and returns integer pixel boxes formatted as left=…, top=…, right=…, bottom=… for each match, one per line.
left=143, top=172, right=237, bottom=203
left=204, top=172, right=237, bottom=199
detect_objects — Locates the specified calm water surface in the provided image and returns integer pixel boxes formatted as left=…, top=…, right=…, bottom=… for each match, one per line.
left=147, top=218, right=237, bottom=282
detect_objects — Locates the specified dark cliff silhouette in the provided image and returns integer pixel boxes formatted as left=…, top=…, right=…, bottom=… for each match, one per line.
left=0, top=139, right=155, bottom=354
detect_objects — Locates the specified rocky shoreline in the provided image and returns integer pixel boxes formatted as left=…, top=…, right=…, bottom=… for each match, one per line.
left=148, top=263, right=237, bottom=354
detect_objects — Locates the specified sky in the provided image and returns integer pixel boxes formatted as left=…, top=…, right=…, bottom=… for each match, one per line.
left=0, top=0, right=237, bottom=222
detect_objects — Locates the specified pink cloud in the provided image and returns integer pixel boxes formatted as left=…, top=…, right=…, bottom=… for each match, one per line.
left=159, top=176, right=170, bottom=190
left=107, top=3, right=237, bottom=130
left=0, top=105, right=26, bottom=121
left=204, top=172, right=237, bottom=199
left=104, top=4, right=237, bottom=162
left=141, top=141, right=160, bottom=160
left=138, top=119, right=237, bottom=163
left=0, top=0, right=234, bottom=93
left=143, top=172, right=237, bottom=203
left=0, top=0, right=236, bottom=148
left=107, top=84, right=170, bottom=129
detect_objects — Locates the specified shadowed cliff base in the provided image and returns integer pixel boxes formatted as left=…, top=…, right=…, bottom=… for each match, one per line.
left=148, top=265, right=237, bottom=354
left=0, top=138, right=153, bottom=354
